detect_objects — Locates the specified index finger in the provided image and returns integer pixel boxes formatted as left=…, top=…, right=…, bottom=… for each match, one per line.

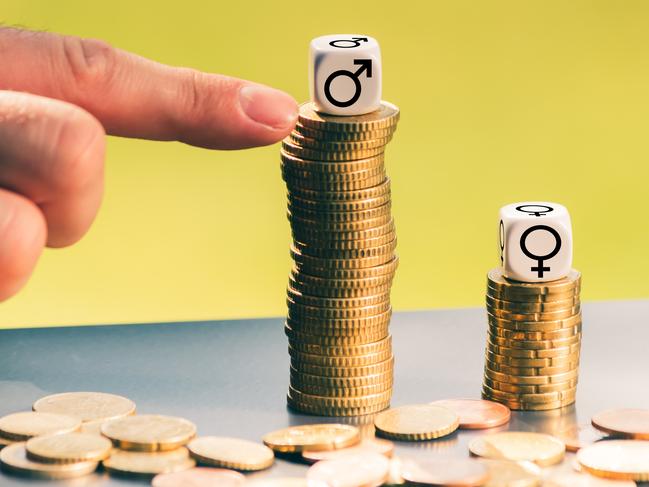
left=0, top=27, right=298, bottom=149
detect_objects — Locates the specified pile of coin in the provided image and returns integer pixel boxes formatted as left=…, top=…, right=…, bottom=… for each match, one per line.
left=281, top=101, right=400, bottom=416
left=482, top=268, right=582, bottom=410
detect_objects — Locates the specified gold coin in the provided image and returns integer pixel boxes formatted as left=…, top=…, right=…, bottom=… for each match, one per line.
left=0, top=442, right=98, bottom=479
left=284, top=323, right=388, bottom=346
left=482, top=383, right=577, bottom=403
left=479, top=459, right=542, bottom=487
left=288, top=178, right=391, bottom=202
left=187, top=437, right=274, bottom=471
left=288, top=279, right=392, bottom=299
left=592, top=409, right=649, bottom=440
left=103, top=447, right=195, bottom=478
left=283, top=172, right=386, bottom=192
left=487, top=313, right=582, bottom=332
left=288, top=193, right=391, bottom=212
left=302, top=438, right=394, bottom=463
left=292, top=224, right=396, bottom=247
left=483, top=376, right=578, bottom=394
left=289, top=367, right=392, bottom=388
left=262, top=424, right=360, bottom=453
left=294, top=121, right=395, bottom=141
left=298, top=101, right=399, bottom=132
left=291, top=268, right=394, bottom=289
left=0, top=436, right=14, bottom=449
left=487, top=286, right=580, bottom=304
left=485, top=349, right=580, bottom=367
left=429, top=399, right=511, bottom=430
left=290, top=378, right=392, bottom=397
left=289, top=347, right=392, bottom=368
left=247, top=478, right=308, bottom=487
left=488, top=323, right=581, bottom=341
left=0, top=412, right=81, bottom=441
left=289, top=211, right=393, bottom=233
left=489, top=306, right=581, bottom=323
left=469, top=432, right=565, bottom=466
left=291, top=247, right=394, bottom=270
left=487, top=341, right=580, bottom=359
left=152, top=468, right=246, bottom=487
left=286, top=307, right=392, bottom=328
left=484, top=367, right=579, bottom=386
left=306, top=452, right=390, bottom=486
left=288, top=201, right=392, bottom=224
left=33, top=392, right=136, bottom=422
left=374, top=404, right=459, bottom=441
left=484, top=358, right=579, bottom=377
left=290, top=240, right=397, bottom=260
left=578, top=440, right=649, bottom=481
left=544, top=471, right=637, bottom=486
left=282, top=158, right=385, bottom=180
left=288, top=386, right=392, bottom=408
left=287, top=296, right=391, bottom=318
left=481, top=393, right=575, bottom=411
left=286, top=135, right=390, bottom=154
left=285, top=320, right=390, bottom=339
left=281, top=140, right=384, bottom=161
left=556, top=424, right=608, bottom=452
left=292, top=357, right=393, bottom=378
left=288, top=335, right=391, bottom=357
left=488, top=331, right=580, bottom=351
left=487, top=268, right=581, bottom=295
left=25, top=432, right=111, bottom=463
left=400, top=457, right=489, bottom=486
left=287, top=396, right=389, bottom=417
left=282, top=165, right=385, bottom=185
left=293, top=255, right=399, bottom=280
left=294, top=231, right=396, bottom=251
left=486, top=295, right=580, bottom=312
left=287, top=288, right=391, bottom=309
left=101, top=414, right=197, bottom=451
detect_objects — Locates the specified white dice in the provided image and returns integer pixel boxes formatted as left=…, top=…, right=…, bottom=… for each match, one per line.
left=498, top=202, right=573, bottom=282
left=309, top=34, right=382, bottom=116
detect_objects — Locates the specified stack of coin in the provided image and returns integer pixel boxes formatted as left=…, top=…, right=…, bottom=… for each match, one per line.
left=482, top=268, right=582, bottom=411
left=281, top=101, right=400, bottom=416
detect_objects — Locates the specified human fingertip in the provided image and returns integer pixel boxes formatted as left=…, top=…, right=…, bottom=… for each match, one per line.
left=239, top=84, right=298, bottom=131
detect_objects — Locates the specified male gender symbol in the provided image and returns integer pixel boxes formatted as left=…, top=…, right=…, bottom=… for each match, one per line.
left=516, top=204, right=554, bottom=217
left=519, top=225, right=561, bottom=278
left=324, top=59, right=373, bottom=108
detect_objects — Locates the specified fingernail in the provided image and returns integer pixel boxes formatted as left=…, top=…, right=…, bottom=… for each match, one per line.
left=239, top=84, right=298, bottom=130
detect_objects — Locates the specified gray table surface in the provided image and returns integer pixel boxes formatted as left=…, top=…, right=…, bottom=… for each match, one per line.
left=0, top=300, right=647, bottom=486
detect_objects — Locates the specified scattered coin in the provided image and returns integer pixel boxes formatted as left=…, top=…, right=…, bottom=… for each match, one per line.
left=479, top=459, right=541, bottom=487
left=400, top=457, right=489, bottom=486
left=306, top=452, right=390, bottom=487
left=557, top=423, right=608, bottom=452
left=469, top=432, right=565, bottom=466
left=187, top=436, right=274, bottom=471
left=302, top=438, right=394, bottom=463
left=152, top=467, right=246, bottom=487
left=429, top=399, right=511, bottom=429
left=577, top=440, right=649, bottom=481
left=0, top=411, right=81, bottom=441
left=25, top=432, right=112, bottom=463
left=374, top=404, right=459, bottom=441
left=247, top=478, right=308, bottom=487
left=543, top=471, right=637, bottom=486
left=103, top=447, right=196, bottom=478
left=101, top=414, right=196, bottom=451
left=0, top=442, right=98, bottom=479
left=33, top=392, right=136, bottom=422
left=591, top=409, right=649, bottom=439
left=262, top=424, right=360, bottom=453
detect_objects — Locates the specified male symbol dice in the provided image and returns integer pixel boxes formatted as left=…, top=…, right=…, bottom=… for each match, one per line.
left=309, top=34, right=382, bottom=116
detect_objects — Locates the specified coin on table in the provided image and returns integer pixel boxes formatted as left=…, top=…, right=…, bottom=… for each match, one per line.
left=302, top=438, right=394, bottom=463
left=101, top=414, right=196, bottom=451
left=469, top=432, right=565, bottom=467
left=557, top=424, right=608, bottom=452
left=577, top=440, right=649, bottom=481
left=374, top=404, right=459, bottom=441
left=103, top=447, right=195, bottom=477
left=0, top=411, right=81, bottom=441
left=429, top=399, right=511, bottom=430
left=479, top=459, right=541, bottom=487
left=544, top=471, right=638, bottom=486
left=26, top=432, right=112, bottom=463
left=247, top=478, right=308, bottom=487
left=591, top=409, right=649, bottom=439
left=306, top=452, right=390, bottom=487
left=152, top=467, right=246, bottom=487
left=400, top=457, right=489, bottom=486
left=33, top=391, right=136, bottom=422
left=0, top=442, right=98, bottom=479
left=187, top=436, right=274, bottom=471
left=263, top=424, right=360, bottom=453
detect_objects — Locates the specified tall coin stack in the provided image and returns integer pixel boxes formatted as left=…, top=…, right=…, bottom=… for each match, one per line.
left=482, top=268, right=582, bottom=411
left=281, top=101, right=400, bottom=416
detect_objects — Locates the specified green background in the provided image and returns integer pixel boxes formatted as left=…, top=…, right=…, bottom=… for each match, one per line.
left=3, top=1, right=648, bottom=328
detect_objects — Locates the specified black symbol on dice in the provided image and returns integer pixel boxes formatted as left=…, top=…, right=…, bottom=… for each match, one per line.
left=499, top=220, right=505, bottom=265
left=519, top=225, right=561, bottom=278
left=516, top=204, right=554, bottom=217
left=329, top=37, right=368, bottom=49
left=324, top=59, right=372, bottom=108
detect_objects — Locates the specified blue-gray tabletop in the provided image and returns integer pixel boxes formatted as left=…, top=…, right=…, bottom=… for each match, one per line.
left=1, top=300, right=647, bottom=486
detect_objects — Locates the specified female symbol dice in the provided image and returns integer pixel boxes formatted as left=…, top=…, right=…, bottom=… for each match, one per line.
left=499, top=202, right=573, bottom=283
left=309, top=34, right=382, bottom=116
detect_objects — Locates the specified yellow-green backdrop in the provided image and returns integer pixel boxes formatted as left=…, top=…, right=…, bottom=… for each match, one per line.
left=2, top=1, right=649, bottom=328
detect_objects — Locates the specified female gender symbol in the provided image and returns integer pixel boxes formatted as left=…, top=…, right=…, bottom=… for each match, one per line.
left=519, top=225, right=561, bottom=278
left=516, top=204, right=554, bottom=217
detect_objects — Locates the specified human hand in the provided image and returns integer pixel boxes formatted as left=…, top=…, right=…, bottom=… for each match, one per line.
left=0, top=27, right=298, bottom=301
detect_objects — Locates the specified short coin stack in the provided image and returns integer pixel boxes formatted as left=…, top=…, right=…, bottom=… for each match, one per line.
left=482, top=268, right=582, bottom=410
left=281, top=101, right=400, bottom=416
